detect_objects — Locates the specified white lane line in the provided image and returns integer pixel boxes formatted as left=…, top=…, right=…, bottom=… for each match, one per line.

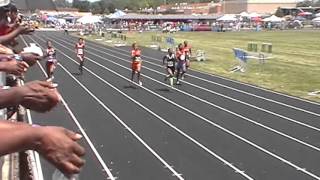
left=54, top=37, right=320, bottom=133
left=29, top=35, right=185, bottom=180
left=191, top=68, right=320, bottom=107
left=31, top=36, right=254, bottom=180
left=68, top=36, right=320, bottom=115
left=47, top=35, right=320, bottom=153
left=41, top=35, right=320, bottom=180
left=104, top=40, right=320, bottom=107
left=22, top=36, right=117, bottom=180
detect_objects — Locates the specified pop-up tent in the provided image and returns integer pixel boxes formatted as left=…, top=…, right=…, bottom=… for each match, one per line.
left=240, top=12, right=249, bottom=17
left=262, top=15, right=284, bottom=22
left=77, top=15, right=102, bottom=24
left=217, top=15, right=237, bottom=21
left=108, top=10, right=126, bottom=19
left=312, top=17, right=320, bottom=22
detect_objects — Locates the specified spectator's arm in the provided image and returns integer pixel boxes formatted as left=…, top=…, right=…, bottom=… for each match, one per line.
left=0, top=121, right=41, bottom=156
left=0, top=44, right=14, bottom=54
left=0, top=121, right=86, bottom=176
left=0, top=87, right=24, bottom=108
left=0, top=28, right=22, bottom=44
left=0, top=25, right=33, bottom=44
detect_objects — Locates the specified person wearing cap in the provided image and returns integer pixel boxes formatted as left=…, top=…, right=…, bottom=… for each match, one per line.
left=0, top=2, right=34, bottom=45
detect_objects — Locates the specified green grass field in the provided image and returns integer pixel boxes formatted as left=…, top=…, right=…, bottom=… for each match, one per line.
left=79, top=30, right=320, bottom=102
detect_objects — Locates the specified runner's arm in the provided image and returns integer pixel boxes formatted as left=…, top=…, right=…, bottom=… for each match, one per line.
left=74, top=45, right=77, bottom=54
left=162, top=56, right=166, bottom=65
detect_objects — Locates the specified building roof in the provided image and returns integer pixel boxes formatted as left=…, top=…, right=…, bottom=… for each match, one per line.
left=112, top=14, right=220, bottom=20
left=13, top=0, right=56, bottom=11
left=248, top=0, right=298, bottom=3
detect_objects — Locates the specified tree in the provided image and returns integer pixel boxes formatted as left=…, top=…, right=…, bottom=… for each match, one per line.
left=296, top=0, right=320, bottom=7
left=73, top=0, right=90, bottom=12
left=54, top=0, right=71, bottom=8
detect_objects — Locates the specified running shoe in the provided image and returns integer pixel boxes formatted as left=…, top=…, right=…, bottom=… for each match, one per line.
left=169, top=78, right=174, bottom=86
left=47, top=76, right=54, bottom=82
left=176, top=80, right=181, bottom=85
left=138, top=81, right=143, bottom=86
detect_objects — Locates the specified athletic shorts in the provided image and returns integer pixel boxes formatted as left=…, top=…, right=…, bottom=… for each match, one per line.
left=77, top=54, right=84, bottom=59
left=167, top=66, right=175, bottom=73
left=132, top=61, right=142, bottom=72
left=46, top=60, right=56, bottom=71
left=46, top=59, right=57, bottom=65
left=176, top=61, right=186, bottom=72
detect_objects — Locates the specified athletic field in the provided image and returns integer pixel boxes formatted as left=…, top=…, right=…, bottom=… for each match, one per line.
left=22, top=31, right=320, bottom=180
left=86, top=30, right=320, bottom=102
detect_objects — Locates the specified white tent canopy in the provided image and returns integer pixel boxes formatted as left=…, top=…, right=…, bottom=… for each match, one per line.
left=57, top=18, right=66, bottom=24
left=262, top=15, right=284, bottom=22
left=109, top=10, right=126, bottom=19
left=77, top=15, right=102, bottom=24
left=240, top=12, right=249, bottom=17
left=312, top=17, right=320, bottom=21
left=248, top=12, right=260, bottom=18
left=217, top=15, right=237, bottom=21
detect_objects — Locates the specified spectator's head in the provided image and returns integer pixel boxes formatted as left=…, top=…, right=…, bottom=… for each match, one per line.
left=0, top=4, right=10, bottom=21
left=0, top=3, right=10, bottom=34
left=8, top=3, right=17, bottom=23
left=47, top=40, right=52, bottom=48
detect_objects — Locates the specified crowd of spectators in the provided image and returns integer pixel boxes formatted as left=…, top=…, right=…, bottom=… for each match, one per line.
left=0, top=0, right=85, bottom=178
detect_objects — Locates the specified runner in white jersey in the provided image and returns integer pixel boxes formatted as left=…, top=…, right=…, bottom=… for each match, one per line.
left=75, top=38, right=85, bottom=74
left=45, top=40, right=57, bottom=80
left=163, top=48, right=176, bottom=86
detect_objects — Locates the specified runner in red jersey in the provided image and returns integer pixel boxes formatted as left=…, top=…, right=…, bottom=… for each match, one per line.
left=131, top=43, right=142, bottom=86
left=183, top=41, right=192, bottom=70
left=45, top=40, right=57, bottom=80
left=175, top=43, right=186, bottom=85
left=75, top=38, right=85, bottom=74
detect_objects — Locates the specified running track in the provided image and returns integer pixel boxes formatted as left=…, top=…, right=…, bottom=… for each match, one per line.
left=21, top=31, right=320, bottom=180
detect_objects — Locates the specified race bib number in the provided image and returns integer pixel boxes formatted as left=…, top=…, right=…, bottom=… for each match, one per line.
left=167, top=61, right=174, bottom=67
left=48, top=58, right=56, bottom=62
left=134, top=57, right=141, bottom=62
left=78, top=49, right=83, bottom=55
left=180, top=54, right=186, bottom=61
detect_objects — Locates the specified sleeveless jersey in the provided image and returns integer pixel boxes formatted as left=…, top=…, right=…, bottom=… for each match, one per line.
left=131, top=49, right=141, bottom=62
left=76, top=43, right=85, bottom=55
left=46, top=48, right=56, bottom=62
left=165, top=54, right=175, bottom=67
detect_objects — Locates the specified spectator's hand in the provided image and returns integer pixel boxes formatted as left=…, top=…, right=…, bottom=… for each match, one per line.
left=0, top=44, right=14, bottom=54
left=36, top=126, right=85, bottom=176
left=17, top=25, right=34, bottom=35
left=18, top=81, right=60, bottom=112
left=0, top=60, right=29, bottom=76
left=20, top=52, right=42, bottom=66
